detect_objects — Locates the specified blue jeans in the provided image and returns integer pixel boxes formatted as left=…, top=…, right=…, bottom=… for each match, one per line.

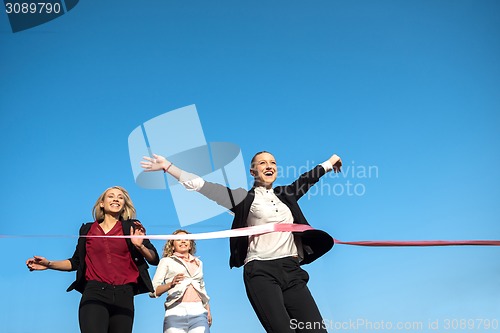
left=164, top=301, right=210, bottom=333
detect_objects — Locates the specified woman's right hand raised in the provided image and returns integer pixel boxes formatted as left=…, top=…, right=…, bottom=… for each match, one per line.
left=141, top=154, right=170, bottom=172
left=26, top=255, right=50, bottom=271
left=170, top=273, right=185, bottom=288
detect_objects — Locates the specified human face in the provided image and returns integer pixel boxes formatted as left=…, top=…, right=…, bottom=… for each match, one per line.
left=173, top=232, right=191, bottom=255
left=250, top=152, right=277, bottom=188
left=100, top=188, right=125, bottom=217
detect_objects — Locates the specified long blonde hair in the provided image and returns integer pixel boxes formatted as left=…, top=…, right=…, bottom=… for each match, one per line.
left=92, top=186, right=136, bottom=222
left=162, top=229, right=196, bottom=257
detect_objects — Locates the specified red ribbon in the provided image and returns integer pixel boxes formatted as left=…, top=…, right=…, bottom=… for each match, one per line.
left=334, top=239, right=500, bottom=246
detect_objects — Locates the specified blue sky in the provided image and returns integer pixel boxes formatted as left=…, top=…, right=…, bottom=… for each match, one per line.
left=1, top=0, right=499, bottom=332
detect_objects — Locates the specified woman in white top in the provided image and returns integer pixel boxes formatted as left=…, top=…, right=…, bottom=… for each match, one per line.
left=142, top=151, right=342, bottom=333
left=151, top=229, right=211, bottom=333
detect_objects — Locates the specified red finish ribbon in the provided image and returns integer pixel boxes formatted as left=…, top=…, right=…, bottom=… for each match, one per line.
left=334, top=239, right=500, bottom=246
left=2, top=224, right=499, bottom=246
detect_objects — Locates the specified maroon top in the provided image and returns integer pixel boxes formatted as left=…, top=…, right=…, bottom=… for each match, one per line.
left=85, top=221, right=139, bottom=285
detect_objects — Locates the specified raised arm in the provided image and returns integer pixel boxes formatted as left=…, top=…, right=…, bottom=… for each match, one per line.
left=276, top=153, right=343, bottom=199
left=141, top=154, right=182, bottom=181
left=141, top=154, right=247, bottom=211
left=141, top=154, right=206, bottom=192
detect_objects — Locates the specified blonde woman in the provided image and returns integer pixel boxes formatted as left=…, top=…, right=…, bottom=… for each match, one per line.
left=151, top=229, right=211, bottom=333
left=26, top=186, right=159, bottom=333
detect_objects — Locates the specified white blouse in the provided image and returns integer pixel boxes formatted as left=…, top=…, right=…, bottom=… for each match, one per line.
left=244, top=186, right=302, bottom=263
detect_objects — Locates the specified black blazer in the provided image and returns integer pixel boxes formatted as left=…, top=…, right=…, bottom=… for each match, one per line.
left=66, top=219, right=159, bottom=294
left=199, top=165, right=334, bottom=268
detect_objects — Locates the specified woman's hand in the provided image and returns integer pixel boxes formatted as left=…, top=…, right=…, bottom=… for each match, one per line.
left=141, top=154, right=169, bottom=172
left=170, top=273, right=185, bottom=288
left=141, top=153, right=183, bottom=181
left=207, top=309, right=212, bottom=326
left=131, top=221, right=146, bottom=248
left=329, top=154, right=342, bottom=173
left=131, top=221, right=158, bottom=263
left=26, top=255, right=50, bottom=271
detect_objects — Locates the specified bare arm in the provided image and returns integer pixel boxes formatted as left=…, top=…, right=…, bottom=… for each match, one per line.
left=206, top=302, right=212, bottom=326
left=129, top=221, right=158, bottom=264
left=135, top=243, right=157, bottom=263
left=26, top=256, right=72, bottom=272
left=154, top=273, right=185, bottom=297
left=141, top=154, right=182, bottom=180
left=142, top=153, right=247, bottom=210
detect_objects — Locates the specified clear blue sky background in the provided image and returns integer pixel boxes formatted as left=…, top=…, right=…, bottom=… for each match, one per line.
left=1, top=1, right=499, bottom=332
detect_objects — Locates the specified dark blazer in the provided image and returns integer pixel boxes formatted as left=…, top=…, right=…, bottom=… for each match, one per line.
left=66, top=219, right=159, bottom=294
left=199, top=165, right=334, bottom=268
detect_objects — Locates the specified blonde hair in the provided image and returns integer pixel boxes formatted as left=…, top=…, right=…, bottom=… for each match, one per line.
left=162, top=229, right=196, bottom=257
left=92, top=186, right=136, bottom=222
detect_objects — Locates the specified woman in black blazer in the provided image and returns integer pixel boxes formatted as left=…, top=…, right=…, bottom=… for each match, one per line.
left=26, top=186, right=159, bottom=333
left=142, top=151, right=342, bottom=333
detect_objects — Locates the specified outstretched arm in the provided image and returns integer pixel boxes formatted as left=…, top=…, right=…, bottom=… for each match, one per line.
left=277, top=153, right=343, bottom=199
left=26, top=256, right=72, bottom=272
left=141, top=154, right=205, bottom=191
left=141, top=153, right=247, bottom=210
left=141, top=154, right=182, bottom=180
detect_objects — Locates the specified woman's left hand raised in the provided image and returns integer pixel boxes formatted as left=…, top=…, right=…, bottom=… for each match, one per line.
left=131, top=220, right=146, bottom=248
left=329, top=154, right=343, bottom=173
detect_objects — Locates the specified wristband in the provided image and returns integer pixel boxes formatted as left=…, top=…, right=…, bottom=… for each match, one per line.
left=163, top=163, right=173, bottom=173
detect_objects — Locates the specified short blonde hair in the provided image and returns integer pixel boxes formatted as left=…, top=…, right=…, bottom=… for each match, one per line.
left=92, top=186, right=136, bottom=222
left=162, top=229, right=196, bottom=257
